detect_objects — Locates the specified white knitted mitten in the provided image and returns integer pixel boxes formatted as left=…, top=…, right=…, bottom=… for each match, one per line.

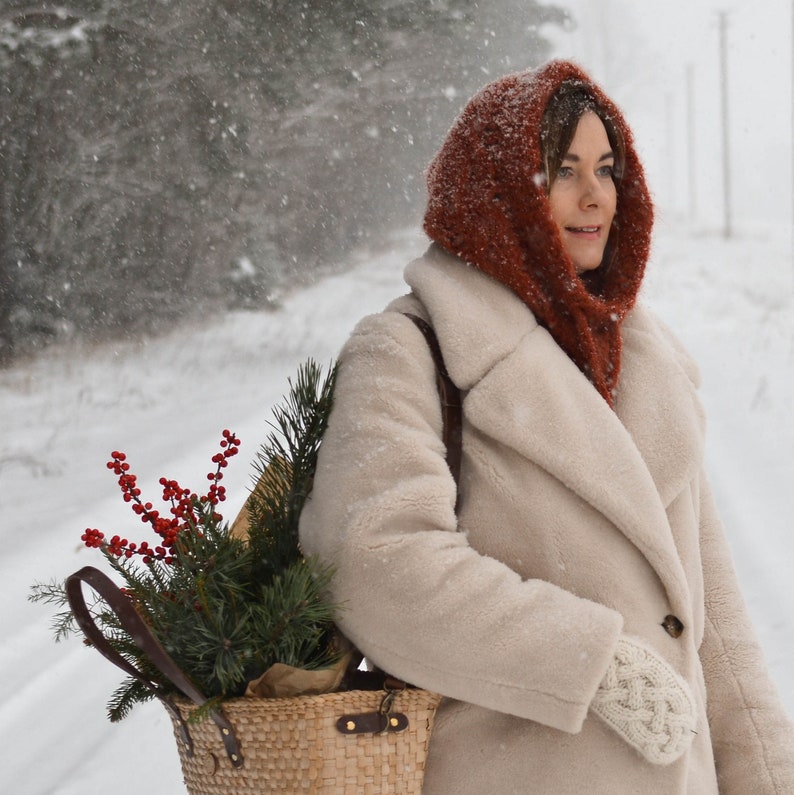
left=590, top=635, right=697, bottom=765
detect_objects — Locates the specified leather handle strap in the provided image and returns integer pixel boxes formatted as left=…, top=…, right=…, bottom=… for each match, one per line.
left=403, top=313, right=463, bottom=511
left=65, top=566, right=244, bottom=767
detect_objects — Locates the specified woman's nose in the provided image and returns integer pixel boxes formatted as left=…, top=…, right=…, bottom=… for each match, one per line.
left=579, top=175, right=606, bottom=207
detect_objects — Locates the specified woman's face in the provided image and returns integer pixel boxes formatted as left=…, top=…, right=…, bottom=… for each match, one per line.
left=548, top=111, right=617, bottom=274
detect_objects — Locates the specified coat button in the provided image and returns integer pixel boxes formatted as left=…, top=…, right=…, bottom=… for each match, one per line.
left=662, top=614, right=684, bottom=638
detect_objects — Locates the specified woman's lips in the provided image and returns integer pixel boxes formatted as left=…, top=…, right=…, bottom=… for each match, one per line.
left=565, top=225, right=601, bottom=240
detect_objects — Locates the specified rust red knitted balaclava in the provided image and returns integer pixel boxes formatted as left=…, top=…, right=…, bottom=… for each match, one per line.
left=423, top=60, right=654, bottom=406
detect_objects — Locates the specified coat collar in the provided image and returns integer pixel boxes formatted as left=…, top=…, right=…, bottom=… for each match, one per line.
left=403, top=246, right=705, bottom=617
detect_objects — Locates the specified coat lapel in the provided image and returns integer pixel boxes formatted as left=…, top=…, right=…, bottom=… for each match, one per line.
left=616, top=308, right=706, bottom=509
left=404, top=247, right=700, bottom=616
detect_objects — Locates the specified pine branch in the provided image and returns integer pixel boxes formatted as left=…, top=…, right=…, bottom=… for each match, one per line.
left=108, top=678, right=155, bottom=723
left=247, top=359, right=337, bottom=579
left=32, top=358, right=343, bottom=719
left=250, top=558, right=339, bottom=670
left=29, top=580, right=80, bottom=641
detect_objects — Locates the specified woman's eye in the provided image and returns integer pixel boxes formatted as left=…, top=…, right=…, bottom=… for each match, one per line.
left=557, top=166, right=573, bottom=179
left=597, top=164, right=614, bottom=178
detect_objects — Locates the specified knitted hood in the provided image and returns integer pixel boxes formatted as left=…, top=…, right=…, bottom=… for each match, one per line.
left=423, top=60, right=653, bottom=406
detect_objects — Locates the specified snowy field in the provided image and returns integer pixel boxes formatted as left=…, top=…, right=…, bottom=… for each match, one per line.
left=1, top=222, right=792, bottom=794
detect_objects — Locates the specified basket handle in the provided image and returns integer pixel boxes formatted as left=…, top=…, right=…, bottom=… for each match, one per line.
left=65, top=565, right=244, bottom=767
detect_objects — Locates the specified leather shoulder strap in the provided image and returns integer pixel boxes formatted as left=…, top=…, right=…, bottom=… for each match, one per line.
left=402, top=313, right=463, bottom=513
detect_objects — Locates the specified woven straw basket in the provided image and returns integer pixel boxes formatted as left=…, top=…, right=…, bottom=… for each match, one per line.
left=170, top=688, right=441, bottom=794
left=65, top=568, right=441, bottom=795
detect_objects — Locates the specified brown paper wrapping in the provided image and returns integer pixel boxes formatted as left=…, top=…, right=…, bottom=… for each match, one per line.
left=245, top=651, right=351, bottom=699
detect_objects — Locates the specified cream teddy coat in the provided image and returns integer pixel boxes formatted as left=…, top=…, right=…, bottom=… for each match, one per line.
left=299, top=245, right=794, bottom=793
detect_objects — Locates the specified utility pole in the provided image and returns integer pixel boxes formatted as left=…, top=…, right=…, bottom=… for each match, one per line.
left=665, top=92, right=676, bottom=214
left=719, top=11, right=732, bottom=238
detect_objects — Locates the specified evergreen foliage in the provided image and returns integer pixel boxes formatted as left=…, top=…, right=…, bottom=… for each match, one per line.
left=30, top=359, right=340, bottom=722
left=0, top=0, right=566, bottom=365
left=247, top=360, right=338, bottom=579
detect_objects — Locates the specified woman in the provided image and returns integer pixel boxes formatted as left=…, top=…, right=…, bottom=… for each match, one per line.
left=299, top=60, right=794, bottom=793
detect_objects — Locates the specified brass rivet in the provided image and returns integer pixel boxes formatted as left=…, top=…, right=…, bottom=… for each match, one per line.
left=346, top=720, right=356, bottom=731
left=222, top=728, right=230, bottom=736
left=390, top=717, right=398, bottom=727
left=231, top=754, right=238, bottom=762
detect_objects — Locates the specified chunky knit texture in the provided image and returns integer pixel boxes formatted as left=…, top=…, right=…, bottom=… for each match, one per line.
left=423, top=60, right=654, bottom=405
left=591, top=635, right=697, bottom=765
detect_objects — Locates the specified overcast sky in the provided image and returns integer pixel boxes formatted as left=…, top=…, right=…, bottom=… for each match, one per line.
left=546, top=0, right=791, bottom=233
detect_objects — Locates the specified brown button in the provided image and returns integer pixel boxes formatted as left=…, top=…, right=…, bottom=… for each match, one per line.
left=662, top=614, right=684, bottom=638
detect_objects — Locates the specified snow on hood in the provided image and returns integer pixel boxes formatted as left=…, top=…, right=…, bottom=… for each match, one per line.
left=422, top=60, right=654, bottom=405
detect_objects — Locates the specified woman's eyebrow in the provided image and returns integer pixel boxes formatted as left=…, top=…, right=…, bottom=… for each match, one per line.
left=562, top=151, right=616, bottom=163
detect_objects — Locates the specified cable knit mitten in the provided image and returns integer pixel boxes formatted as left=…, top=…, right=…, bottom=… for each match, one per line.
left=590, top=635, right=697, bottom=765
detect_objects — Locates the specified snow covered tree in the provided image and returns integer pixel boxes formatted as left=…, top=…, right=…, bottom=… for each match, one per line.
left=0, top=0, right=565, bottom=362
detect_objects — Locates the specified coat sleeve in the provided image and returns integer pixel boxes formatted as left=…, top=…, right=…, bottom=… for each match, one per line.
left=299, top=311, right=623, bottom=734
left=697, top=472, right=794, bottom=792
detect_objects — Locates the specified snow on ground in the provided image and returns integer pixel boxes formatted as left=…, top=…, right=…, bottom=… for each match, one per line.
left=1, top=223, right=791, bottom=794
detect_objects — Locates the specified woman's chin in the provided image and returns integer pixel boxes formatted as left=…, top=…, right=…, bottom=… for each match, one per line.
left=574, top=261, right=602, bottom=276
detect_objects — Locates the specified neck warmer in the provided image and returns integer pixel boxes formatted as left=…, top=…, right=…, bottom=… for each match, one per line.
left=423, top=60, right=653, bottom=406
